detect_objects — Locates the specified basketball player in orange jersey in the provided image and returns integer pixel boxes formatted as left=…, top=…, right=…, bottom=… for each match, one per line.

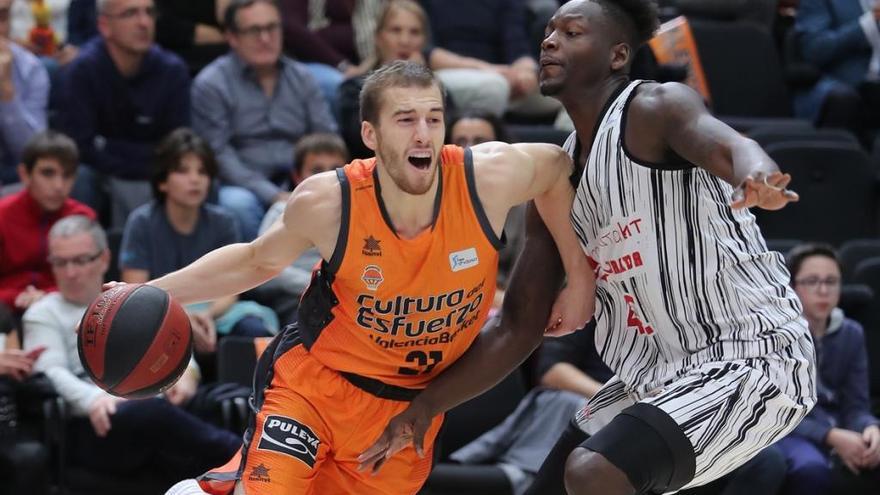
left=127, top=60, right=595, bottom=495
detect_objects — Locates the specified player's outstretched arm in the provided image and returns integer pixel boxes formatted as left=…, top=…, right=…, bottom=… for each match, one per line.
left=148, top=173, right=340, bottom=304
left=648, top=82, right=799, bottom=211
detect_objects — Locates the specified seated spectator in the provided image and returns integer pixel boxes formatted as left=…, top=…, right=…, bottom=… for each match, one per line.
left=0, top=0, right=49, bottom=187
left=22, top=215, right=241, bottom=483
left=421, top=0, right=557, bottom=119
left=794, top=0, right=880, bottom=134
left=0, top=131, right=94, bottom=323
left=0, top=331, right=49, bottom=495
left=62, top=0, right=190, bottom=229
left=119, top=128, right=276, bottom=361
left=154, top=0, right=228, bottom=74
left=192, top=0, right=337, bottom=240
left=278, top=0, right=383, bottom=110
left=255, top=133, right=347, bottom=312
left=339, top=0, right=456, bottom=159
left=778, top=243, right=880, bottom=495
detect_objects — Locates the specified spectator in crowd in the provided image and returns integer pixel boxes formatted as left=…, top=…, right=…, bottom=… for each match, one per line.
left=192, top=0, right=337, bottom=241
left=278, top=0, right=384, bottom=109
left=119, top=128, right=276, bottom=362
left=154, top=0, right=229, bottom=74
left=339, top=0, right=460, bottom=159
left=0, top=0, right=49, bottom=187
left=22, top=214, right=241, bottom=483
left=778, top=244, right=880, bottom=495
left=0, top=331, right=48, bottom=495
left=0, top=131, right=94, bottom=322
left=421, top=0, right=558, bottom=119
left=794, top=0, right=880, bottom=133
left=62, top=0, right=190, bottom=228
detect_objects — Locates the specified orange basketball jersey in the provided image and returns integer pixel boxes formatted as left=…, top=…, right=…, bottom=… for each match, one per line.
left=297, top=145, right=501, bottom=389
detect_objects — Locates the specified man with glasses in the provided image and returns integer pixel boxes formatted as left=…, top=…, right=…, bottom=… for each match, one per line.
left=0, top=131, right=94, bottom=327
left=192, top=0, right=337, bottom=241
left=61, top=0, right=190, bottom=229
left=0, top=0, right=49, bottom=189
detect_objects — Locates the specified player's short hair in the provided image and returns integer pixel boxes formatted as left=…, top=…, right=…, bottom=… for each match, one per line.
left=151, top=128, right=219, bottom=203
left=223, top=0, right=279, bottom=32
left=21, top=130, right=79, bottom=175
left=594, top=0, right=659, bottom=48
left=785, top=243, right=842, bottom=281
left=293, top=133, right=349, bottom=174
left=49, top=215, right=108, bottom=253
left=360, top=60, right=444, bottom=126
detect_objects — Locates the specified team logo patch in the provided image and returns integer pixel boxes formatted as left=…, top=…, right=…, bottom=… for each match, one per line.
left=257, top=415, right=320, bottom=468
left=248, top=463, right=271, bottom=482
left=362, top=235, right=382, bottom=256
left=449, top=248, right=479, bottom=272
left=362, top=265, right=384, bottom=291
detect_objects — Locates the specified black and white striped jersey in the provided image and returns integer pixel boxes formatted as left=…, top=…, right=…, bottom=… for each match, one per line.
left=567, top=80, right=810, bottom=395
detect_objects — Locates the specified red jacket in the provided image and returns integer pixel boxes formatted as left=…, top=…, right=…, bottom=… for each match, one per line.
left=0, top=190, right=96, bottom=310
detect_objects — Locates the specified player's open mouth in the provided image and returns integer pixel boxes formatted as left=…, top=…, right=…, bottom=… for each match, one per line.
left=408, top=153, right=432, bottom=170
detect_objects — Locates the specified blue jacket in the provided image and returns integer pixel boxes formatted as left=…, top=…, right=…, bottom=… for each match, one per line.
left=792, top=309, right=879, bottom=446
left=60, top=37, right=190, bottom=180
left=794, top=0, right=875, bottom=119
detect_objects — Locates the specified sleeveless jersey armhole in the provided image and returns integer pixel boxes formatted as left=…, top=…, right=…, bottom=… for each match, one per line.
left=463, top=147, right=505, bottom=251
left=325, top=167, right=351, bottom=274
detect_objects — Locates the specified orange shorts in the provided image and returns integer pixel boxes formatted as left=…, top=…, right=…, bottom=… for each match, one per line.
left=198, top=328, right=444, bottom=495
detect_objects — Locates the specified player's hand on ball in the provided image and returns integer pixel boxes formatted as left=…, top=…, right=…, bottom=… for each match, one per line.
left=357, top=400, right=433, bottom=474
left=731, top=172, right=799, bottom=211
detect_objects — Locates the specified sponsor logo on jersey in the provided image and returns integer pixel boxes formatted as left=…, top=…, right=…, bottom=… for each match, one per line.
left=362, top=235, right=382, bottom=257
left=248, top=463, right=271, bottom=483
left=257, top=415, right=320, bottom=468
left=361, top=265, right=384, bottom=291
left=449, top=247, right=479, bottom=272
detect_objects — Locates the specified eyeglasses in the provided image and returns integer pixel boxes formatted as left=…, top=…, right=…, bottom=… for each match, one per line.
left=48, top=251, right=103, bottom=269
left=102, top=6, right=157, bottom=21
left=235, top=22, right=281, bottom=39
left=794, top=277, right=841, bottom=292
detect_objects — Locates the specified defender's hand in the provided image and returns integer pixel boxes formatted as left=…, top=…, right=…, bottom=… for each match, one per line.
left=357, top=400, right=433, bottom=475
left=545, top=282, right=593, bottom=337
left=731, top=172, right=799, bottom=211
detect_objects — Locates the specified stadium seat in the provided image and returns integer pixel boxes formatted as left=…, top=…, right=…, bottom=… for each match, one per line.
left=852, top=258, right=880, bottom=404
left=754, top=142, right=879, bottom=246
left=764, top=238, right=802, bottom=257
left=839, top=239, right=880, bottom=283
left=748, top=127, right=859, bottom=150
left=508, top=124, right=571, bottom=146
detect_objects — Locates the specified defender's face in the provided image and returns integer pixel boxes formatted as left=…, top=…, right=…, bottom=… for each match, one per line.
left=363, top=85, right=445, bottom=196
left=540, top=0, right=613, bottom=96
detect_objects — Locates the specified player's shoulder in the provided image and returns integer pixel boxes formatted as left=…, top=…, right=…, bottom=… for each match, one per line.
left=631, top=81, right=706, bottom=117
left=286, top=170, right=343, bottom=224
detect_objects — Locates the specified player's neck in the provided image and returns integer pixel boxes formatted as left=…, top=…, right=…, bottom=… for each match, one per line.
left=562, top=76, right=629, bottom=150
left=375, top=165, right=439, bottom=240
left=164, top=201, right=201, bottom=235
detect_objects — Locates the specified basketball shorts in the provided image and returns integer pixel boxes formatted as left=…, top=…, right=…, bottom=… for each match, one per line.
left=197, top=326, right=444, bottom=495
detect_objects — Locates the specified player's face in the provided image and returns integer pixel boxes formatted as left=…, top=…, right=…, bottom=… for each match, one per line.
left=539, top=0, right=615, bottom=96
left=793, top=255, right=841, bottom=324
left=160, top=152, right=211, bottom=209
left=449, top=118, right=496, bottom=147
left=19, top=158, right=75, bottom=213
left=363, top=85, right=445, bottom=195
left=98, top=0, right=156, bottom=55
left=49, top=232, right=109, bottom=306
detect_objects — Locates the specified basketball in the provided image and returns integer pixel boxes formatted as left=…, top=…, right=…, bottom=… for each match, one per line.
left=77, top=284, right=193, bottom=399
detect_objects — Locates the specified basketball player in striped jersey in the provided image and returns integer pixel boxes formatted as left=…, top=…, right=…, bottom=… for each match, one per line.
left=124, top=60, right=594, bottom=495
left=360, top=1, right=817, bottom=494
